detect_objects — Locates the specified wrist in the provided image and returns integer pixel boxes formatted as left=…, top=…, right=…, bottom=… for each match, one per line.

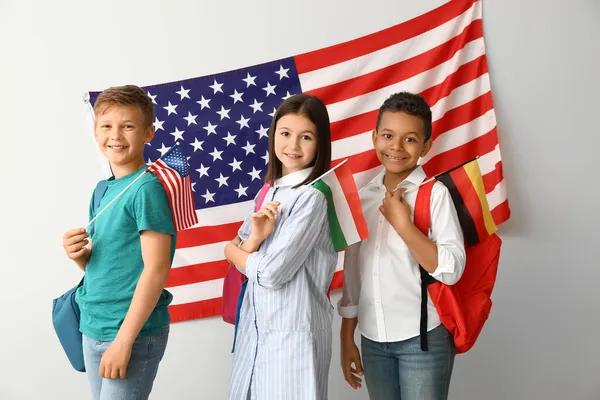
left=392, top=217, right=414, bottom=237
left=114, top=331, right=136, bottom=347
left=246, top=235, right=263, bottom=250
left=340, top=318, right=358, bottom=341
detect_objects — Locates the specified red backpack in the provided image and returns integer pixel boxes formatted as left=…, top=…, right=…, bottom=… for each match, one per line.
left=413, top=180, right=501, bottom=354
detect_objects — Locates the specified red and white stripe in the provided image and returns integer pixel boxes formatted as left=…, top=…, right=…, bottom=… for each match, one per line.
left=148, top=160, right=198, bottom=232
left=166, top=0, right=510, bottom=322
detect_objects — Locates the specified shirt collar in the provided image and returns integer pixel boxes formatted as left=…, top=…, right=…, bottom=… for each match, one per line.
left=368, top=166, right=426, bottom=191
left=274, top=167, right=314, bottom=187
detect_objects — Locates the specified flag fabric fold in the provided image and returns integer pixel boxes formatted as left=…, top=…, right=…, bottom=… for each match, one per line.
left=435, top=158, right=497, bottom=247
left=147, top=144, right=199, bottom=232
left=311, top=161, right=369, bottom=252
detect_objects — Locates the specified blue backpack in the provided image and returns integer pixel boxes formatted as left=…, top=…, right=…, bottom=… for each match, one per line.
left=52, top=180, right=108, bottom=372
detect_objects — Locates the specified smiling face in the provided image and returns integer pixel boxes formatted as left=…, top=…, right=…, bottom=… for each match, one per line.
left=273, top=113, right=318, bottom=176
left=372, top=110, right=432, bottom=187
left=94, top=104, right=154, bottom=178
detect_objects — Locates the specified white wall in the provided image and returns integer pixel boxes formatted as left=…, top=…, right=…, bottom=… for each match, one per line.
left=1, top=0, right=598, bottom=399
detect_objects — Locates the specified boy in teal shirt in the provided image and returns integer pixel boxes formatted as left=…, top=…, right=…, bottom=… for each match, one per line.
left=62, top=85, right=176, bottom=400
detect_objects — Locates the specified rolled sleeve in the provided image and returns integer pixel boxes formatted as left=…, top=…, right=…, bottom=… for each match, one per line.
left=338, top=304, right=358, bottom=319
left=428, top=183, right=466, bottom=285
left=245, top=251, right=263, bottom=283
left=337, top=241, right=362, bottom=318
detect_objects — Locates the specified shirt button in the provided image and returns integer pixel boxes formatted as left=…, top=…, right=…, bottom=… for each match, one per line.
left=375, top=245, right=380, bottom=251
left=374, top=271, right=378, bottom=277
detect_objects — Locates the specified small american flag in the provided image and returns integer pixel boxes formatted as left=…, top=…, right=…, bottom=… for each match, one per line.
left=88, top=0, right=509, bottom=323
left=147, top=144, right=198, bottom=232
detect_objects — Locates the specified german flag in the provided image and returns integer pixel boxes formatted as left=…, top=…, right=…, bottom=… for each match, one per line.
left=436, top=159, right=497, bottom=247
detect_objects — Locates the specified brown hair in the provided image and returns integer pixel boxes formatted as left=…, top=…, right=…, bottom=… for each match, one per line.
left=94, top=85, right=154, bottom=130
left=264, top=94, right=332, bottom=187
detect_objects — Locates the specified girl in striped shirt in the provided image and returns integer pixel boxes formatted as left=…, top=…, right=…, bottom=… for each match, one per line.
left=224, top=94, right=337, bottom=400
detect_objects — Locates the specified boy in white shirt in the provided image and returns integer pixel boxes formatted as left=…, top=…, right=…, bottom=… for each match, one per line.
left=338, top=92, right=466, bottom=400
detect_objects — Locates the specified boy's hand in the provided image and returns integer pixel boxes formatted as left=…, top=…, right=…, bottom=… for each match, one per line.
left=63, top=228, right=90, bottom=261
left=341, top=336, right=363, bottom=389
left=379, top=189, right=411, bottom=231
left=250, top=201, right=280, bottom=242
left=99, top=339, right=133, bottom=379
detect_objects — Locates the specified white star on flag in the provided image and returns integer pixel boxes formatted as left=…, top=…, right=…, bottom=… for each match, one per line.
left=249, top=99, right=263, bottom=113
left=215, top=173, right=229, bottom=187
left=263, top=82, right=277, bottom=96
left=176, top=85, right=191, bottom=100
left=157, top=143, right=170, bottom=156
left=223, top=132, right=237, bottom=146
left=184, top=112, right=198, bottom=126
left=242, top=73, right=257, bottom=87
left=147, top=92, right=157, bottom=104
left=169, top=128, right=185, bottom=142
left=242, top=141, right=256, bottom=155
left=248, top=167, right=262, bottom=181
left=275, top=65, right=290, bottom=79
left=234, top=184, right=248, bottom=198
left=256, top=125, right=269, bottom=139
left=197, top=96, right=211, bottom=109
left=216, top=106, right=231, bottom=120
left=153, top=117, right=165, bottom=131
left=163, top=102, right=178, bottom=115
left=196, top=163, right=210, bottom=178
left=203, top=121, right=218, bottom=135
left=236, top=115, right=250, bottom=129
left=230, top=89, right=244, bottom=104
left=190, top=137, right=204, bottom=152
left=210, top=147, right=223, bottom=161
left=201, top=189, right=215, bottom=203
left=210, top=80, right=224, bottom=94
left=229, top=158, right=243, bottom=172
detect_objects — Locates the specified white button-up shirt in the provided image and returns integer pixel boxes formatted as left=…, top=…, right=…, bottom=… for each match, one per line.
left=338, top=166, right=466, bottom=342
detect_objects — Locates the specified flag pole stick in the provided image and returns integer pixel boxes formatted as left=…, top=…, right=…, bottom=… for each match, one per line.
left=85, top=170, right=148, bottom=230
left=308, top=158, right=349, bottom=186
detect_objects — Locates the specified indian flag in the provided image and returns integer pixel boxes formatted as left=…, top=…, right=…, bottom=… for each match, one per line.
left=311, top=159, right=369, bottom=252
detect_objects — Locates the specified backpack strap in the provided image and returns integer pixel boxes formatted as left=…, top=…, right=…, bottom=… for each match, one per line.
left=89, top=180, right=108, bottom=237
left=413, top=179, right=436, bottom=351
left=255, top=184, right=270, bottom=212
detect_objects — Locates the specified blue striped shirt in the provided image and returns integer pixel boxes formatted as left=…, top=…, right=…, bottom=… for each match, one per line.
left=229, top=169, right=337, bottom=400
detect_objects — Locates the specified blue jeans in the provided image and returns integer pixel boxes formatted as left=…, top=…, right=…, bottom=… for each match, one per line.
left=82, top=326, right=169, bottom=400
left=361, top=325, right=455, bottom=400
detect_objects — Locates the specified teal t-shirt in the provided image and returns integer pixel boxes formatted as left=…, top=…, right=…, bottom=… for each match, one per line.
left=75, top=166, right=177, bottom=341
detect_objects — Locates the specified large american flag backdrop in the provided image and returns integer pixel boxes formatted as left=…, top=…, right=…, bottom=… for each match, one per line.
left=88, top=0, right=510, bottom=323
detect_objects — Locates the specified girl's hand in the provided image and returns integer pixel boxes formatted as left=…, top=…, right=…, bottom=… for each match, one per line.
left=250, top=201, right=280, bottom=242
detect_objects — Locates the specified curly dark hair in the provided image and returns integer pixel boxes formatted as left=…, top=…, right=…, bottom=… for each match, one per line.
left=375, top=92, right=432, bottom=141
